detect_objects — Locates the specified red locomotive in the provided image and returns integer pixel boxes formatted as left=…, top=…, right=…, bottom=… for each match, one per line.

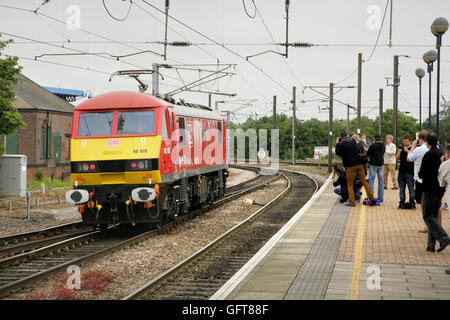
left=65, top=91, right=228, bottom=228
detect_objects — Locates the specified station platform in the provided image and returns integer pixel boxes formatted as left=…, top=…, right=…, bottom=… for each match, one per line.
left=211, top=172, right=450, bottom=300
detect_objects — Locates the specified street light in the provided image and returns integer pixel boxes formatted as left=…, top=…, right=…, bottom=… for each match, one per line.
left=415, top=68, right=425, bottom=131
left=431, top=17, right=449, bottom=140
left=423, top=50, right=438, bottom=130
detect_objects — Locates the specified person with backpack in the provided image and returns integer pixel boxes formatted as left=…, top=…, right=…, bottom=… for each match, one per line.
left=336, top=135, right=376, bottom=207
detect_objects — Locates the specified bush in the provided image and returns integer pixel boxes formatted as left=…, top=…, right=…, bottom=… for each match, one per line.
left=35, top=168, right=44, bottom=181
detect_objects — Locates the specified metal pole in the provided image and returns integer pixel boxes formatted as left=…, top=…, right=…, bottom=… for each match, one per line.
left=328, top=83, right=334, bottom=173
left=393, top=55, right=399, bottom=146
left=273, top=95, right=277, bottom=129
left=357, top=53, right=362, bottom=135
left=285, top=0, right=290, bottom=58
left=389, top=0, right=393, bottom=47
left=163, top=0, right=169, bottom=60
left=292, top=86, right=296, bottom=165
left=428, top=62, right=433, bottom=129
left=419, top=77, right=422, bottom=131
left=436, top=34, right=442, bottom=140
left=346, top=105, right=349, bottom=135
left=208, top=93, right=212, bottom=108
left=379, top=88, right=383, bottom=135
left=152, top=63, right=160, bottom=96
left=26, top=191, right=30, bottom=220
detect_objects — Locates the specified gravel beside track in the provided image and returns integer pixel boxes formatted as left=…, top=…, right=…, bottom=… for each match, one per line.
left=125, top=170, right=317, bottom=300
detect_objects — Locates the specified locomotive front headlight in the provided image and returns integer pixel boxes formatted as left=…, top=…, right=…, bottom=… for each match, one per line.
left=137, top=160, right=146, bottom=169
left=82, top=163, right=89, bottom=172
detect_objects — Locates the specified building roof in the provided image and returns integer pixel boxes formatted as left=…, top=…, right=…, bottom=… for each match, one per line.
left=13, top=74, right=75, bottom=113
left=43, top=86, right=85, bottom=97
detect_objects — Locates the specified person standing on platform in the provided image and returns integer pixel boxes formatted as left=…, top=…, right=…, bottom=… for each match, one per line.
left=418, top=133, right=450, bottom=253
left=441, top=137, right=450, bottom=211
left=367, top=133, right=385, bottom=202
left=438, top=143, right=450, bottom=217
left=335, top=135, right=376, bottom=207
left=384, top=134, right=398, bottom=190
left=396, top=134, right=415, bottom=209
left=407, top=130, right=429, bottom=205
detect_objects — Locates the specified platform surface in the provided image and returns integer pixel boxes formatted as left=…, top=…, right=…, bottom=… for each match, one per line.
left=212, top=174, right=450, bottom=300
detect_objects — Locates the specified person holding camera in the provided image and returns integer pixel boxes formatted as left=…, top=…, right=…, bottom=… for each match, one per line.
left=336, top=134, right=376, bottom=207
left=396, top=134, right=415, bottom=209
left=418, top=132, right=449, bottom=253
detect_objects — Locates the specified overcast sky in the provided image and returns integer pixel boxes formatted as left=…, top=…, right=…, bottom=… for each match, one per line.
left=1, top=0, right=449, bottom=124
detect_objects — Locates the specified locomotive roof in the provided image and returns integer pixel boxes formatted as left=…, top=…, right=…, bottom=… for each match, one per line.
left=75, top=91, right=223, bottom=121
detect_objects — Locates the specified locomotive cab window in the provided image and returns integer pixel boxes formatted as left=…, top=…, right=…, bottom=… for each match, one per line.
left=218, top=121, right=223, bottom=144
left=179, top=117, right=185, bottom=146
left=118, top=110, right=155, bottom=135
left=78, top=112, right=113, bottom=136
left=162, top=110, right=169, bottom=139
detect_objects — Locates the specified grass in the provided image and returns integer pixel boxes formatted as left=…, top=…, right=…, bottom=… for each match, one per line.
left=27, top=177, right=71, bottom=191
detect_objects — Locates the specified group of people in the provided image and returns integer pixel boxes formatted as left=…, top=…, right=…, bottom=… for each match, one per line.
left=333, top=130, right=450, bottom=260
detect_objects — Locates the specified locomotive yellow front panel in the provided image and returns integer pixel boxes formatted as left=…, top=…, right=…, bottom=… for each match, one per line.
left=71, top=136, right=162, bottom=161
left=70, top=136, right=162, bottom=185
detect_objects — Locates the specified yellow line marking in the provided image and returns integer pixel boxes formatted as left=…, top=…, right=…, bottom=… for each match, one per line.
left=349, top=189, right=367, bottom=300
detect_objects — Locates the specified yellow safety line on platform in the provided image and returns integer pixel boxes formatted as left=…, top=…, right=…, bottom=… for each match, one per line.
left=349, top=189, right=367, bottom=300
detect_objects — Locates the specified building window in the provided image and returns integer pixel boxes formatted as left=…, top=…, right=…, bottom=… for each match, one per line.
left=5, top=131, right=18, bottom=154
left=46, top=126, right=51, bottom=159
left=40, top=126, right=45, bottom=159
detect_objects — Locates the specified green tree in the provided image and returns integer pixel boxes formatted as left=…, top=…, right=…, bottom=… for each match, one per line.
left=0, top=34, right=26, bottom=153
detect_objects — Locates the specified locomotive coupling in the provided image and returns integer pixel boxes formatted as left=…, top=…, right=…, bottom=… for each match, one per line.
left=66, top=189, right=89, bottom=205
left=131, top=187, right=156, bottom=202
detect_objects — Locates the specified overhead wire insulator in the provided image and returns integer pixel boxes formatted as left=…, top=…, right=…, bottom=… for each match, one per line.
left=170, top=41, right=191, bottom=47
left=289, top=42, right=313, bottom=47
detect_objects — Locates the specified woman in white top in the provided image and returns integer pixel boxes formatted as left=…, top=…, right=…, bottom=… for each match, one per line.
left=383, top=134, right=398, bottom=190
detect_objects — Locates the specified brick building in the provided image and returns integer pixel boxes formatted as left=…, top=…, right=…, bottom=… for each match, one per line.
left=1, top=74, right=74, bottom=180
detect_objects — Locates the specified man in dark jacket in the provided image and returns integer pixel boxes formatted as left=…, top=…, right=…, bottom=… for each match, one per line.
left=367, top=133, right=385, bottom=201
left=336, top=135, right=375, bottom=207
left=418, top=132, right=450, bottom=252
left=396, top=134, right=415, bottom=209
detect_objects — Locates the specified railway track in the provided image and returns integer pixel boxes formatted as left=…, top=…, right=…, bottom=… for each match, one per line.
left=0, top=222, right=86, bottom=259
left=123, top=168, right=317, bottom=300
left=0, top=166, right=276, bottom=298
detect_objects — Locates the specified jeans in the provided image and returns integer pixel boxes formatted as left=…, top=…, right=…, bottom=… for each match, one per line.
left=421, top=192, right=450, bottom=250
left=398, top=173, right=415, bottom=205
left=345, top=164, right=374, bottom=202
left=368, top=165, right=384, bottom=200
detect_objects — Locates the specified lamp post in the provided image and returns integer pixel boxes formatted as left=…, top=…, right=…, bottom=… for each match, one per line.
left=423, top=50, right=438, bottom=130
left=431, top=17, right=449, bottom=140
left=415, top=68, right=425, bottom=131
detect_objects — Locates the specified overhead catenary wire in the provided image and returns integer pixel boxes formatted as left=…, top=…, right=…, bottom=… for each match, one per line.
left=102, top=0, right=133, bottom=22
left=138, top=0, right=292, bottom=95
left=242, top=0, right=257, bottom=19
left=364, top=0, right=389, bottom=64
